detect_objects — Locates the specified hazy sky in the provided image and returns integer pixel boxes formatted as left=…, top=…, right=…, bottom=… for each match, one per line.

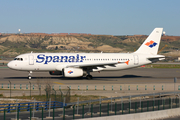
left=0, top=0, right=180, bottom=35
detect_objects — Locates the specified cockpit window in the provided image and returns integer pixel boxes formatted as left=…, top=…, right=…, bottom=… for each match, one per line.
left=14, top=58, right=23, bottom=61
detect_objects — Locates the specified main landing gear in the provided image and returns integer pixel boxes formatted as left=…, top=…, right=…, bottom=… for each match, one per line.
left=28, top=71, right=32, bottom=80
left=86, top=75, right=92, bottom=80
left=86, top=71, right=93, bottom=80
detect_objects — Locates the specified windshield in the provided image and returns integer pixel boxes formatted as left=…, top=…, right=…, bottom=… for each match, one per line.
left=14, top=58, right=23, bottom=61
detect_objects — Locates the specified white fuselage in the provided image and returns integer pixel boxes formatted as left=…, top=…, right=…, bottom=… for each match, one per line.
left=7, top=53, right=152, bottom=72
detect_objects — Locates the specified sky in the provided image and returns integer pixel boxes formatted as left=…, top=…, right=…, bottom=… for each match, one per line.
left=0, top=0, right=180, bottom=35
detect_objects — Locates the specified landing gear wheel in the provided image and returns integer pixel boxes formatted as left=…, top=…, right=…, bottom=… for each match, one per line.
left=28, top=76, right=31, bottom=80
left=28, top=71, right=32, bottom=80
left=86, top=75, right=93, bottom=80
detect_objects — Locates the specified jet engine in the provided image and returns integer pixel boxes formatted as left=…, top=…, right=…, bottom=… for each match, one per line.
left=63, top=68, right=83, bottom=77
left=49, top=71, right=63, bottom=75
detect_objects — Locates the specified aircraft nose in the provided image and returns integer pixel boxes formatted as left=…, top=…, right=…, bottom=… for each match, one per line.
left=7, top=61, right=14, bottom=69
left=7, top=61, right=21, bottom=70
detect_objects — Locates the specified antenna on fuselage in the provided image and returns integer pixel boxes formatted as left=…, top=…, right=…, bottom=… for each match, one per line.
left=101, top=51, right=103, bottom=53
left=31, top=51, right=33, bottom=53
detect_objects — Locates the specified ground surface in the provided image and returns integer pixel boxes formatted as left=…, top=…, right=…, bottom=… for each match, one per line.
left=1, top=67, right=180, bottom=84
left=1, top=67, right=180, bottom=119
left=0, top=67, right=180, bottom=97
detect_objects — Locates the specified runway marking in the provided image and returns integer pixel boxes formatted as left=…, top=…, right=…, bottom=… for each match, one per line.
left=53, top=82, right=64, bottom=85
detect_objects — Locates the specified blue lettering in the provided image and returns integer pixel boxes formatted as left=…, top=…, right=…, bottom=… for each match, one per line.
left=44, top=56, right=52, bottom=64
left=60, top=56, right=68, bottom=62
left=53, top=56, right=59, bottom=62
left=36, top=54, right=86, bottom=64
left=69, top=56, right=75, bottom=62
left=36, top=54, right=45, bottom=63
left=76, top=54, right=79, bottom=62
left=80, top=56, right=86, bottom=62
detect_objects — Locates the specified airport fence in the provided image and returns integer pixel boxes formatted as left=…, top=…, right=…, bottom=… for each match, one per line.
left=1, top=80, right=180, bottom=104
left=0, top=101, right=66, bottom=113
left=2, top=91, right=180, bottom=120
left=1, top=82, right=180, bottom=92
left=0, top=83, right=71, bottom=103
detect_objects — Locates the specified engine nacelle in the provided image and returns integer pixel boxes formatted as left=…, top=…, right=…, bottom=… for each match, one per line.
left=63, top=68, right=83, bottom=77
left=49, top=71, right=63, bottom=75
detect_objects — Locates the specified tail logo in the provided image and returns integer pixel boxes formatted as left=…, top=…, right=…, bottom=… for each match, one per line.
left=68, top=70, right=73, bottom=74
left=145, top=40, right=157, bottom=48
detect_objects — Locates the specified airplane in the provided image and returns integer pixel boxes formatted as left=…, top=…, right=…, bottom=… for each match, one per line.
left=7, top=28, right=165, bottom=80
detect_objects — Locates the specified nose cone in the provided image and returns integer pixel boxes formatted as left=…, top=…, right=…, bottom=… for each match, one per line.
left=7, top=61, right=14, bottom=69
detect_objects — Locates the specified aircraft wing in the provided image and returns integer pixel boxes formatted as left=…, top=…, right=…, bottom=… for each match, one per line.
left=67, top=60, right=130, bottom=71
left=68, top=62, right=119, bottom=68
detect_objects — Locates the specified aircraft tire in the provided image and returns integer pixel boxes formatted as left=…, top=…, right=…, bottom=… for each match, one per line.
left=86, top=75, right=92, bottom=80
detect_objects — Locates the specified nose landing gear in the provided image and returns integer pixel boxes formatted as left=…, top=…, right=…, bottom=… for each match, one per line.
left=28, top=71, right=32, bottom=80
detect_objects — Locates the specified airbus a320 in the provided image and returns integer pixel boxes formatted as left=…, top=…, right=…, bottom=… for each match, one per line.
left=7, top=28, right=165, bottom=80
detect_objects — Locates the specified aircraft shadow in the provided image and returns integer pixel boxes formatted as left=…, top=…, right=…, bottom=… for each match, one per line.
left=4, top=77, right=60, bottom=80
left=4, top=75, right=152, bottom=80
left=94, top=75, right=152, bottom=78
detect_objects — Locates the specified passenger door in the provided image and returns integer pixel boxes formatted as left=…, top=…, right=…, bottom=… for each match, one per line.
left=29, top=55, right=34, bottom=65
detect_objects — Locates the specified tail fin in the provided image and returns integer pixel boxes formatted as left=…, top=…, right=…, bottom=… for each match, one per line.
left=134, top=28, right=163, bottom=55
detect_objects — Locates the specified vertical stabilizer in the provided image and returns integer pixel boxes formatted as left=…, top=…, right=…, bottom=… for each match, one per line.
left=134, top=28, right=163, bottom=55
